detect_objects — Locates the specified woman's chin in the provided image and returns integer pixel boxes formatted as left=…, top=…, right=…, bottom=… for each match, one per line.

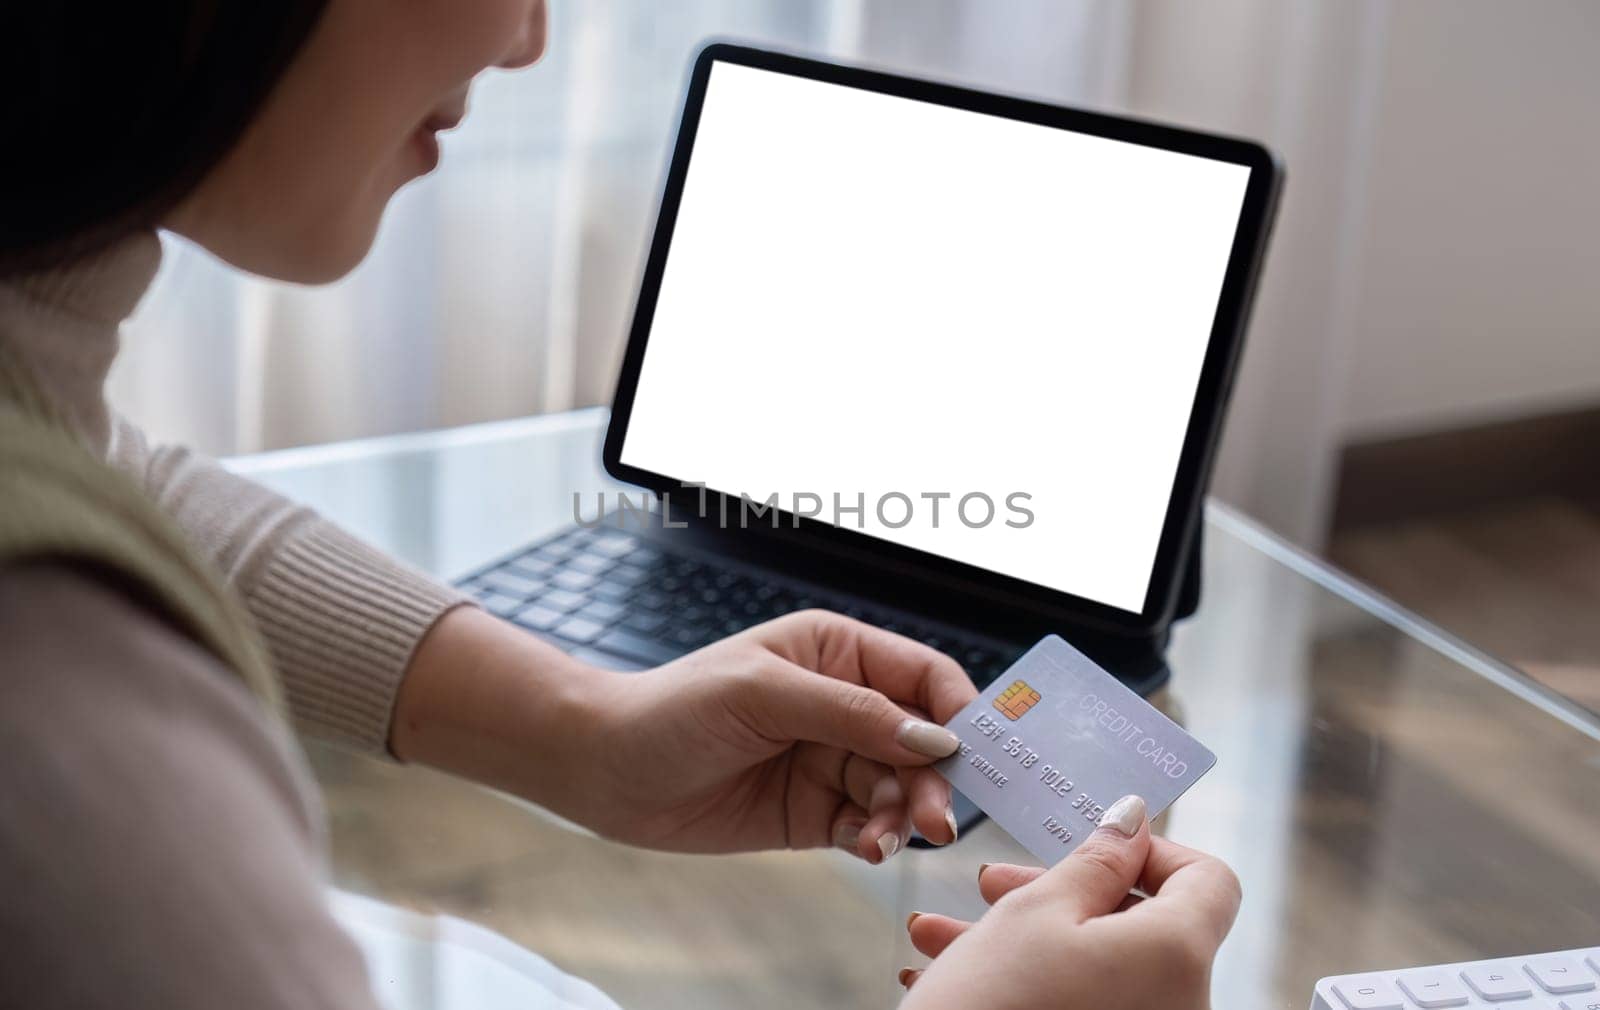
left=409, top=128, right=444, bottom=175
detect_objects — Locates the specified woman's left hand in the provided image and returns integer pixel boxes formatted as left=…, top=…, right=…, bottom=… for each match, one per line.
left=566, top=609, right=977, bottom=860
left=393, top=605, right=976, bottom=861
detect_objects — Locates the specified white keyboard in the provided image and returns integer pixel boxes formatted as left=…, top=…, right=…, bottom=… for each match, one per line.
left=1312, top=947, right=1600, bottom=1010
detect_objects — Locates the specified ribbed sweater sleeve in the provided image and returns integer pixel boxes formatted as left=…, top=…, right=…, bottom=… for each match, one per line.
left=109, top=415, right=473, bottom=754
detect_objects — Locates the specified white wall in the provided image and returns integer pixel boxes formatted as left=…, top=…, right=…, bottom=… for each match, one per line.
left=1109, top=0, right=1600, bottom=543
left=1341, top=0, right=1600, bottom=438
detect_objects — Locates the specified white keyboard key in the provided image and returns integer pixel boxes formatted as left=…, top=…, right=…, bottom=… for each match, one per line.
left=1314, top=949, right=1600, bottom=1010
left=1332, top=976, right=1405, bottom=1010
left=1463, top=964, right=1535, bottom=1001
left=1528, top=957, right=1597, bottom=994
left=1398, top=969, right=1471, bottom=1007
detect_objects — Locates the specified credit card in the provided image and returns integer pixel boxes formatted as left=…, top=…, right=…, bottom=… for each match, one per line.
left=935, top=635, right=1215, bottom=865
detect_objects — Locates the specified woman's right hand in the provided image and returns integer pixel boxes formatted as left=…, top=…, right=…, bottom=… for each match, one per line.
left=899, top=795, right=1241, bottom=1010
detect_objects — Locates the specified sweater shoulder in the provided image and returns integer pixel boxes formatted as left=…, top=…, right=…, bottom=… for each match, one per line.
left=0, top=562, right=380, bottom=1009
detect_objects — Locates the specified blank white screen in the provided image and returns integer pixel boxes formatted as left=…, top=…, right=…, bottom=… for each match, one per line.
left=620, top=62, right=1251, bottom=614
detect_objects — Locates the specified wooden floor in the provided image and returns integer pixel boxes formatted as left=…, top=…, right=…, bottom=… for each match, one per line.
left=1328, top=494, right=1600, bottom=715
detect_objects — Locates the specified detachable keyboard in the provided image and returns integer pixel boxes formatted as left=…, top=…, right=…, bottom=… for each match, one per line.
left=1312, top=947, right=1600, bottom=1010
left=455, top=522, right=1022, bottom=687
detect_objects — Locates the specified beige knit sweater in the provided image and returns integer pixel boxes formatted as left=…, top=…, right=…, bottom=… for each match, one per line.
left=3, top=231, right=469, bottom=752
left=0, top=233, right=471, bottom=1008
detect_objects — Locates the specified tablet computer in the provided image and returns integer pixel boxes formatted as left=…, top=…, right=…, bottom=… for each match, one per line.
left=603, top=42, right=1282, bottom=635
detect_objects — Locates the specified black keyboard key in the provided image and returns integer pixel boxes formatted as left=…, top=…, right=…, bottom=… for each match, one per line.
left=482, top=570, right=545, bottom=598
left=509, top=555, right=556, bottom=578
left=590, top=534, right=638, bottom=558
left=479, top=592, right=525, bottom=617
left=594, top=628, right=679, bottom=666
left=628, top=546, right=662, bottom=565
left=535, top=541, right=576, bottom=561
left=578, top=600, right=626, bottom=624
left=568, top=553, right=613, bottom=576
left=591, top=581, right=630, bottom=603
left=513, top=604, right=565, bottom=632
left=569, top=645, right=649, bottom=673
left=634, top=589, right=669, bottom=611
left=609, top=563, right=650, bottom=586
left=622, top=612, right=667, bottom=634
left=551, top=570, right=597, bottom=593
left=538, top=589, right=587, bottom=613
left=554, top=616, right=606, bottom=644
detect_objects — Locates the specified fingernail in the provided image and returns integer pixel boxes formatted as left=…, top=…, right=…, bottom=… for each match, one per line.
left=906, top=911, right=921, bottom=930
left=877, top=832, right=901, bottom=862
left=896, top=718, right=960, bottom=757
left=1096, top=794, right=1147, bottom=837
left=943, top=807, right=960, bottom=844
left=897, top=967, right=918, bottom=989
left=834, top=822, right=861, bottom=853
left=978, top=862, right=991, bottom=880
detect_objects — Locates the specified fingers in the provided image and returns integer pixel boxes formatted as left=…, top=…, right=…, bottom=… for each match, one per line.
left=1114, top=892, right=1145, bottom=913
left=858, top=772, right=909, bottom=864
left=1026, top=794, right=1152, bottom=920
left=829, top=800, right=868, bottom=855
left=906, top=767, right=957, bottom=844
left=839, top=760, right=955, bottom=858
left=757, top=658, right=961, bottom=767
left=976, top=862, right=1046, bottom=904
left=906, top=911, right=968, bottom=958
left=756, top=610, right=977, bottom=723
left=1132, top=836, right=1243, bottom=949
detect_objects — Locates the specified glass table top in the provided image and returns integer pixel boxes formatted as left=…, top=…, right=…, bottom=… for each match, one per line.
left=232, top=408, right=1600, bottom=1010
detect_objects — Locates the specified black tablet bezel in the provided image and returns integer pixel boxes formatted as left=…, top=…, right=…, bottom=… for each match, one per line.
left=603, top=42, right=1282, bottom=634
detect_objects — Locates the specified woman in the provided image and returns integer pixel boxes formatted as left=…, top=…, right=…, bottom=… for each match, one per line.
left=0, top=2, right=1240, bottom=1008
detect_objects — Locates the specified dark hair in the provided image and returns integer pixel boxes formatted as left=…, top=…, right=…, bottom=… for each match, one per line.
left=0, top=2, right=328, bottom=275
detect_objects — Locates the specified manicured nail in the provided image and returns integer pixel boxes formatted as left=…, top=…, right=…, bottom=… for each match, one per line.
left=1096, top=794, right=1147, bottom=837
left=896, top=718, right=960, bottom=757
left=834, top=822, right=861, bottom=853
left=943, top=807, right=960, bottom=844
left=906, top=911, right=922, bottom=930
left=877, top=832, right=901, bottom=862
left=897, top=967, right=917, bottom=989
